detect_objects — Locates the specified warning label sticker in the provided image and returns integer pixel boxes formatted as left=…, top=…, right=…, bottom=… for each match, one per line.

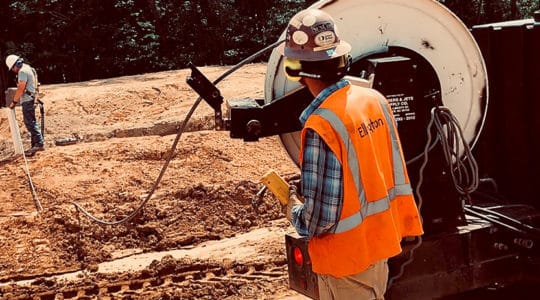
left=386, top=93, right=416, bottom=122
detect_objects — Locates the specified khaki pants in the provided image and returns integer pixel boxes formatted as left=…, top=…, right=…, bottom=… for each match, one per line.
left=317, top=259, right=389, bottom=300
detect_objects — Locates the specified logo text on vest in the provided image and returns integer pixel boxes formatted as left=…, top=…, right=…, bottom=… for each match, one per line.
left=357, top=118, right=384, bottom=138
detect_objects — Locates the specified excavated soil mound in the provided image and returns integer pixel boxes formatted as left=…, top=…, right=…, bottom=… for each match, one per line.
left=0, top=63, right=306, bottom=299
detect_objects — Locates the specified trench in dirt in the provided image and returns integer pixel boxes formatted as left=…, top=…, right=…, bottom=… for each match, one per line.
left=0, top=110, right=302, bottom=299
left=0, top=225, right=294, bottom=299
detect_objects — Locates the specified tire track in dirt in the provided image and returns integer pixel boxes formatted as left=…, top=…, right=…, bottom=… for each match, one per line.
left=0, top=64, right=307, bottom=299
left=1, top=224, right=295, bottom=299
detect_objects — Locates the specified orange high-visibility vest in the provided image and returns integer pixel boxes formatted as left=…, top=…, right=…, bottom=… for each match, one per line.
left=300, top=84, right=423, bottom=277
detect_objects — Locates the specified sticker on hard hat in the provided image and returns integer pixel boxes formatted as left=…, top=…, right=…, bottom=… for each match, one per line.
left=290, top=18, right=302, bottom=29
left=292, top=31, right=309, bottom=46
left=302, top=14, right=317, bottom=27
left=314, top=31, right=336, bottom=47
left=312, top=22, right=334, bottom=33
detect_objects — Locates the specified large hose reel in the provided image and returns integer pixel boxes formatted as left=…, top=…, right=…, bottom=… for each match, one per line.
left=265, top=0, right=488, bottom=166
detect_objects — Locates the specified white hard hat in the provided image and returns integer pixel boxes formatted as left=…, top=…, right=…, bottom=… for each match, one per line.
left=6, top=54, right=21, bottom=70
left=276, top=9, right=351, bottom=61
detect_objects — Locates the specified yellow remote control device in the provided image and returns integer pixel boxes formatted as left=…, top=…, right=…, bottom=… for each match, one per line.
left=260, top=170, right=290, bottom=205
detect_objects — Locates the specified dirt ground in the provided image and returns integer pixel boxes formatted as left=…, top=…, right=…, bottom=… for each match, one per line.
left=0, top=63, right=308, bottom=299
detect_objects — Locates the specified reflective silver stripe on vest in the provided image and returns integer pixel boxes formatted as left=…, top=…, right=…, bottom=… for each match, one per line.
left=376, top=94, right=408, bottom=188
left=313, top=104, right=412, bottom=234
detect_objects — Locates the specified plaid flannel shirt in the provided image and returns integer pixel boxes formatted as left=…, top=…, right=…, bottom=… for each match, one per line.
left=290, top=79, right=349, bottom=238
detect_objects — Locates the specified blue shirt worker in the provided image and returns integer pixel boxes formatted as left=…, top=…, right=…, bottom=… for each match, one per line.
left=6, top=54, right=44, bottom=156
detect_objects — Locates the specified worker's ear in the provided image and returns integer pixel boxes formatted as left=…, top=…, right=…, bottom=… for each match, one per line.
left=283, top=58, right=302, bottom=82
left=14, top=58, right=24, bottom=68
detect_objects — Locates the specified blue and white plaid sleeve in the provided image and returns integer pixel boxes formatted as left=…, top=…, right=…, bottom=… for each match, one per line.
left=290, top=129, right=343, bottom=238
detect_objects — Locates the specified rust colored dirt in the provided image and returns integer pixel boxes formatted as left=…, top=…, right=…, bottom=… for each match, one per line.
left=0, top=64, right=307, bottom=299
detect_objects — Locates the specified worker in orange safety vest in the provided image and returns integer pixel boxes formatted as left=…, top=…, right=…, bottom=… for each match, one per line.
left=277, top=8, right=424, bottom=299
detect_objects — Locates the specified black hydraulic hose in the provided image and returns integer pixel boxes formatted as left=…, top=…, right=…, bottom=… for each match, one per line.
left=20, top=140, right=43, bottom=212
left=464, top=206, right=528, bottom=235
left=464, top=206, right=540, bottom=241
left=72, top=39, right=285, bottom=226
left=465, top=204, right=540, bottom=236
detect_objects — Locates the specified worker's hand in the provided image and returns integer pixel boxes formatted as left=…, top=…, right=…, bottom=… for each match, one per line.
left=8, top=101, right=18, bottom=109
left=289, top=184, right=300, bottom=201
left=286, top=174, right=301, bottom=193
left=286, top=173, right=301, bottom=182
left=286, top=185, right=303, bottom=222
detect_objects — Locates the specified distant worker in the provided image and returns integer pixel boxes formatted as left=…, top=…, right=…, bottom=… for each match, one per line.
left=277, top=9, right=424, bottom=299
left=6, top=54, right=44, bottom=156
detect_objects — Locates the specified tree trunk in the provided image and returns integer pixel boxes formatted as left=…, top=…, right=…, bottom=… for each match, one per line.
left=198, top=0, right=224, bottom=64
left=510, top=0, right=518, bottom=20
left=144, top=0, right=168, bottom=54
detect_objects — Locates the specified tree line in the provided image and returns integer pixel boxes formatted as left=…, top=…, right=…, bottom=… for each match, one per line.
left=1, top=0, right=539, bottom=106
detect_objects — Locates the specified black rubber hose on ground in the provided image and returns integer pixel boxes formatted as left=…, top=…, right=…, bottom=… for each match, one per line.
left=72, top=40, right=284, bottom=226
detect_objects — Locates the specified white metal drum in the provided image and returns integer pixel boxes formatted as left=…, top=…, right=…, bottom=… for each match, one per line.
left=265, top=0, right=488, bottom=165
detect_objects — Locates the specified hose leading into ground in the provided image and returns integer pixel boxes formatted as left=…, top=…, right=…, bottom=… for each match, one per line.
left=8, top=109, right=43, bottom=211
left=21, top=150, right=43, bottom=211
left=72, top=40, right=284, bottom=226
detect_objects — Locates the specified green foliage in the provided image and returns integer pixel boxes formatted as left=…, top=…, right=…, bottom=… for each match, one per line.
left=438, top=0, right=540, bottom=27
left=0, top=0, right=538, bottom=87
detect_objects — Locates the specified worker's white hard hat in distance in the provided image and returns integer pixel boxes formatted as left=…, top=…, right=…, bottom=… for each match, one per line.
left=6, top=54, right=22, bottom=70
left=277, top=8, right=351, bottom=61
